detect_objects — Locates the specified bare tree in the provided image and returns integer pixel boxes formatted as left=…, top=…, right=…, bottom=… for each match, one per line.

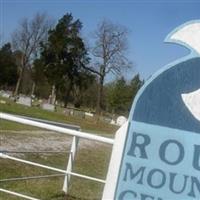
left=12, top=12, right=53, bottom=96
left=86, top=20, right=132, bottom=114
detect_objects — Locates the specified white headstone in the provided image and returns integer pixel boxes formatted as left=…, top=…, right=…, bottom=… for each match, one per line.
left=17, top=96, right=32, bottom=107
left=0, top=100, right=6, bottom=104
left=110, top=119, right=116, bottom=125
left=0, top=90, right=11, bottom=98
left=41, top=103, right=55, bottom=111
left=85, top=112, right=94, bottom=117
left=116, top=116, right=127, bottom=126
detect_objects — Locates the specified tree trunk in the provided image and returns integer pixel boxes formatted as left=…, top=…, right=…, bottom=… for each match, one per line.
left=14, top=68, right=24, bottom=97
left=96, top=75, right=104, bottom=115
left=64, top=93, right=69, bottom=108
left=64, top=83, right=72, bottom=108
left=14, top=54, right=26, bottom=97
left=31, top=82, right=36, bottom=97
left=50, top=85, right=56, bottom=105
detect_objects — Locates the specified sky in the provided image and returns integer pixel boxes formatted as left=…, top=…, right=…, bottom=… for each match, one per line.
left=1, top=0, right=200, bottom=81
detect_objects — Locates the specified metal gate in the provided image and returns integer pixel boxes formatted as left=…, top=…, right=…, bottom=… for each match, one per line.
left=0, top=112, right=114, bottom=200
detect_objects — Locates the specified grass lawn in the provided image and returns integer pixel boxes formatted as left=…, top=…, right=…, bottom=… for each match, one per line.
left=0, top=97, right=118, bottom=134
left=0, top=97, right=116, bottom=199
left=0, top=144, right=112, bottom=200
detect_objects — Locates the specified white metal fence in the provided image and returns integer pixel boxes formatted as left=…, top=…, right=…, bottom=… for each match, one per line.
left=0, top=112, right=114, bottom=200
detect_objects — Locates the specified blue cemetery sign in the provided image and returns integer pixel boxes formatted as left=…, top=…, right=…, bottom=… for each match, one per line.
left=102, top=20, right=200, bottom=200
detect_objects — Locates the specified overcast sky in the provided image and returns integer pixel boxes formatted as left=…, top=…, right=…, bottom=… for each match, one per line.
left=1, top=0, right=200, bottom=80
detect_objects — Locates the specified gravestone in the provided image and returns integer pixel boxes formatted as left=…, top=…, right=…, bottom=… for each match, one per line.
left=85, top=112, right=94, bottom=117
left=73, top=109, right=85, bottom=118
left=0, top=90, right=11, bottom=98
left=63, top=108, right=71, bottom=116
left=41, top=103, right=55, bottom=111
left=103, top=20, right=200, bottom=200
left=116, top=116, right=127, bottom=126
left=17, top=95, right=32, bottom=107
left=110, top=119, right=116, bottom=125
left=0, top=100, right=6, bottom=104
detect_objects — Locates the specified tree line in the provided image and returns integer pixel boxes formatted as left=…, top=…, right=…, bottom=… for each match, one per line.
left=0, top=12, right=143, bottom=115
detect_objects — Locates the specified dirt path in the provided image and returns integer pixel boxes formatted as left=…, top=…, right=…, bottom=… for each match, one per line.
left=0, top=130, right=111, bottom=152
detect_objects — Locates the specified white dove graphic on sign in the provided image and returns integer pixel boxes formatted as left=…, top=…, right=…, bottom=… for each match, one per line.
left=182, top=89, right=200, bottom=122
left=168, top=22, right=200, bottom=121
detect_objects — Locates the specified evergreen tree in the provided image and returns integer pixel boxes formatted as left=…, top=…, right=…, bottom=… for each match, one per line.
left=129, top=74, right=144, bottom=101
left=106, top=77, right=129, bottom=114
left=0, top=43, right=18, bottom=89
left=106, top=74, right=144, bottom=115
left=40, top=13, right=90, bottom=107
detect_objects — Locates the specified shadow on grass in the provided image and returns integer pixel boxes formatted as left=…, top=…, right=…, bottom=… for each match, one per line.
left=66, top=195, right=99, bottom=200
left=49, top=193, right=99, bottom=200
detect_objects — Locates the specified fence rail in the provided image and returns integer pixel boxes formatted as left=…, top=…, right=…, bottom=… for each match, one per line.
left=0, top=112, right=114, bottom=200
left=0, top=189, right=40, bottom=200
left=0, top=174, right=65, bottom=182
left=1, top=150, right=69, bottom=154
left=0, top=113, right=114, bottom=144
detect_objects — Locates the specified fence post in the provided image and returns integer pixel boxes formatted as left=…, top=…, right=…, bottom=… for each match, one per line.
left=63, top=135, right=79, bottom=194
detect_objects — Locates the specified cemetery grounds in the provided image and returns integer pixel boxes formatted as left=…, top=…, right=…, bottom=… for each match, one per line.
left=0, top=97, right=117, bottom=200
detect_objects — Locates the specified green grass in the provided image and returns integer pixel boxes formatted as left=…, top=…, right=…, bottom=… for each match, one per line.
left=0, top=145, right=112, bottom=200
left=0, top=97, right=115, bottom=199
left=0, top=119, right=38, bottom=131
left=0, top=97, right=117, bottom=134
